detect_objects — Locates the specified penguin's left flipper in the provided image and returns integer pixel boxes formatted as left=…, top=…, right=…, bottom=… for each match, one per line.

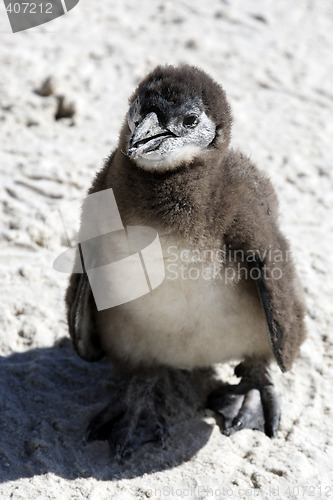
left=207, top=363, right=280, bottom=438
left=252, top=248, right=306, bottom=373
left=225, top=162, right=307, bottom=373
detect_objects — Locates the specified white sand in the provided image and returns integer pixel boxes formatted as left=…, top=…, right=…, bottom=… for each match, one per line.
left=0, top=1, right=332, bottom=498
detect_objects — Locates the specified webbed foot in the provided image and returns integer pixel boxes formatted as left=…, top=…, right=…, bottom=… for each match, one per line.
left=85, top=376, right=169, bottom=461
left=206, top=363, right=280, bottom=438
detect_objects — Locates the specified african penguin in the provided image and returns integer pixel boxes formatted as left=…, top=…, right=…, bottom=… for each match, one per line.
left=65, top=64, right=306, bottom=460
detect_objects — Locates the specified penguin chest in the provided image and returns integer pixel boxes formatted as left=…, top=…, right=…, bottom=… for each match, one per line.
left=97, top=242, right=273, bottom=370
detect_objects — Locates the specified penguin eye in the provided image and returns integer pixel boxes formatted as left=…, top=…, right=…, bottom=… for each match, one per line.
left=183, top=114, right=199, bottom=128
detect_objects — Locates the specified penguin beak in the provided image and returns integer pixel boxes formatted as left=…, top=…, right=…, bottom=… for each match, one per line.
left=128, top=112, right=174, bottom=158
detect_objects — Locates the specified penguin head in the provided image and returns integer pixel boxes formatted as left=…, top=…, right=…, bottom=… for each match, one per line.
left=124, top=65, right=232, bottom=172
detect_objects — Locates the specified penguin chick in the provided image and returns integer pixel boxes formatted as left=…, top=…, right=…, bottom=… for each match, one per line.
left=65, top=65, right=306, bottom=459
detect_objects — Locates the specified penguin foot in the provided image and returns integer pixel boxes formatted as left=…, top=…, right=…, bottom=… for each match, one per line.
left=85, top=376, right=169, bottom=461
left=206, top=363, right=280, bottom=438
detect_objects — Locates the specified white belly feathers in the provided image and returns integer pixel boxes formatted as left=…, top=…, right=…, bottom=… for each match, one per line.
left=97, top=238, right=273, bottom=370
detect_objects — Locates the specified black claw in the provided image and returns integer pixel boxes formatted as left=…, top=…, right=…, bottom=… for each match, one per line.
left=261, top=384, right=280, bottom=438
left=264, top=415, right=280, bottom=438
left=264, top=424, right=276, bottom=438
left=232, top=417, right=244, bottom=431
left=206, top=367, right=280, bottom=438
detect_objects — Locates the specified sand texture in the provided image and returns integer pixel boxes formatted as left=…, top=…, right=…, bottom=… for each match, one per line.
left=0, top=1, right=332, bottom=498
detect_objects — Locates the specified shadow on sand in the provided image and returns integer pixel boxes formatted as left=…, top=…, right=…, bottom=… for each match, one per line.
left=0, top=338, right=219, bottom=482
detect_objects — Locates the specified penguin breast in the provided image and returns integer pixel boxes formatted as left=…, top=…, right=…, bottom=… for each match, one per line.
left=96, top=236, right=273, bottom=370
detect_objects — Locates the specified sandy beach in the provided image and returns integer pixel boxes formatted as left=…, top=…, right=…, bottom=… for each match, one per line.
left=0, top=1, right=332, bottom=498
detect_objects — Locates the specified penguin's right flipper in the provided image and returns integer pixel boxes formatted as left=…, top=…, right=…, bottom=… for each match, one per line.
left=65, top=271, right=104, bottom=361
